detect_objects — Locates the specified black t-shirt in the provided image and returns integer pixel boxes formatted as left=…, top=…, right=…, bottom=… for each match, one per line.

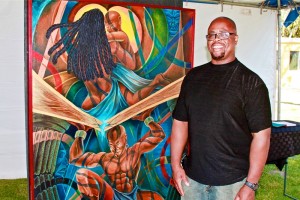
left=172, top=59, right=272, bottom=186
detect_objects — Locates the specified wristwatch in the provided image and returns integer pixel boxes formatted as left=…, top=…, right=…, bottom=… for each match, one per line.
left=245, top=180, right=259, bottom=191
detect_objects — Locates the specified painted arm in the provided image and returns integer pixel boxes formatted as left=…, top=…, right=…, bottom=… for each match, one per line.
left=171, top=119, right=189, bottom=196
left=106, top=31, right=126, bottom=42
left=120, top=73, right=171, bottom=106
left=235, top=127, right=271, bottom=200
left=107, top=31, right=136, bottom=70
left=134, top=117, right=166, bottom=153
left=69, top=130, right=105, bottom=168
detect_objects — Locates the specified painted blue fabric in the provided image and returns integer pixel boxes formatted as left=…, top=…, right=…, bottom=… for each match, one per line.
left=83, top=64, right=152, bottom=124
left=112, top=64, right=152, bottom=93
left=113, top=185, right=139, bottom=200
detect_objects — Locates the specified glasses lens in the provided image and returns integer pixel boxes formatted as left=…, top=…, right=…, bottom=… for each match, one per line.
left=206, top=32, right=233, bottom=40
left=219, top=32, right=230, bottom=39
left=206, top=34, right=215, bottom=41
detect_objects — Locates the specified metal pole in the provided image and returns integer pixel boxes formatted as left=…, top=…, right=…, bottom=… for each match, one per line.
left=277, top=0, right=282, bottom=120
left=182, top=0, right=278, bottom=10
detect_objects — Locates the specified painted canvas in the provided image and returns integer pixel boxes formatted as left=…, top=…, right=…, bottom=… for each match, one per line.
left=27, top=1, right=195, bottom=199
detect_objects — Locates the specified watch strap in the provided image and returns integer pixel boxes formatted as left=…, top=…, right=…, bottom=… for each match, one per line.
left=245, top=180, right=259, bottom=191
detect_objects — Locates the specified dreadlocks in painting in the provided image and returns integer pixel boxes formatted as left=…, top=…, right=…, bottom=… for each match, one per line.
left=45, top=7, right=170, bottom=120
left=46, top=9, right=116, bottom=81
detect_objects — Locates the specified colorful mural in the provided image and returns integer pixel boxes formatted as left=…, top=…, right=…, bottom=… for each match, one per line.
left=27, top=1, right=195, bottom=199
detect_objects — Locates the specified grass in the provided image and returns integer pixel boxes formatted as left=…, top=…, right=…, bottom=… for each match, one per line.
left=257, top=155, right=300, bottom=200
left=0, top=178, right=28, bottom=200
left=0, top=155, right=299, bottom=199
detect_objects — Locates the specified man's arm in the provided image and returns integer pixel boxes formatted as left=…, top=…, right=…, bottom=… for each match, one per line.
left=171, top=119, right=189, bottom=196
left=235, top=127, right=271, bottom=200
left=248, top=127, right=271, bottom=185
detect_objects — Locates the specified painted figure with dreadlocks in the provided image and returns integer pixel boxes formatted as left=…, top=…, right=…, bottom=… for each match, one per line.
left=46, top=9, right=170, bottom=123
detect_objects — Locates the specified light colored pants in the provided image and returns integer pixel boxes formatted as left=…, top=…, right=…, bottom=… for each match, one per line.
left=181, top=176, right=246, bottom=200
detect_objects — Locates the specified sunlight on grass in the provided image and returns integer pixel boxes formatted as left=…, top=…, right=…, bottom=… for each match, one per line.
left=0, top=178, right=28, bottom=200
left=257, top=155, right=300, bottom=200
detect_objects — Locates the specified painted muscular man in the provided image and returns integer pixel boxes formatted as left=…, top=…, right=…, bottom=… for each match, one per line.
left=69, top=116, right=165, bottom=199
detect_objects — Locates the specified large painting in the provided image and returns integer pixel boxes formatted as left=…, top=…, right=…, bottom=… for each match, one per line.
left=27, top=1, right=195, bottom=199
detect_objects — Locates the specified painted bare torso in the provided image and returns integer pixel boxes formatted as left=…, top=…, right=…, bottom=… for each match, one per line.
left=99, top=147, right=141, bottom=192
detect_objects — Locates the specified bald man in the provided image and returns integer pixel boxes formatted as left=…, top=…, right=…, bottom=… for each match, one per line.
left=171, top=16, right=271, bottom=200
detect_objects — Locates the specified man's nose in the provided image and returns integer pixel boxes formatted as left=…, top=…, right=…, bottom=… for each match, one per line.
left=214, top=33, right=222, bottom=40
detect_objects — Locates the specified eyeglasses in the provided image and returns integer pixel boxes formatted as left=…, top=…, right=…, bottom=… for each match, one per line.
left=206, top=32, right=236, bottom=41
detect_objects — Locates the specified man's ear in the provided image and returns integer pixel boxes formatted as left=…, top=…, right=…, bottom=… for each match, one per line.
left=234, top=35, right=239, bottom=44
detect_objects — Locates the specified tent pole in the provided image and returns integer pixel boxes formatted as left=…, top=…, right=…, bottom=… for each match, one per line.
left=277, top=0, right=282, bottom=120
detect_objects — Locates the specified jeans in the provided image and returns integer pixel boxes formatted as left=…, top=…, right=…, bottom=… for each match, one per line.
left=181, top=176, right=246, bottom=200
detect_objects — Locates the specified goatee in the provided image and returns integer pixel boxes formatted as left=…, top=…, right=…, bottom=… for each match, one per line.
left=211, top=52, right=225, bottom=60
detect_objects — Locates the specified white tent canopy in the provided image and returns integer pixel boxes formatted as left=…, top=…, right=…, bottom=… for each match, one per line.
left=183, top=0, right=300, bottom=9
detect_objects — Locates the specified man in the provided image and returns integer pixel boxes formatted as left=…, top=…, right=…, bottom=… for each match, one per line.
left=69, top=114, right=165, bottom=199
left=171, top=17, right=272, bottom=200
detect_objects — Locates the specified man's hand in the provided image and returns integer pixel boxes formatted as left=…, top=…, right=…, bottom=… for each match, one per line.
left=234, top=184, right=255, bottom=200
left=172, top=166, right=189, bottom=196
